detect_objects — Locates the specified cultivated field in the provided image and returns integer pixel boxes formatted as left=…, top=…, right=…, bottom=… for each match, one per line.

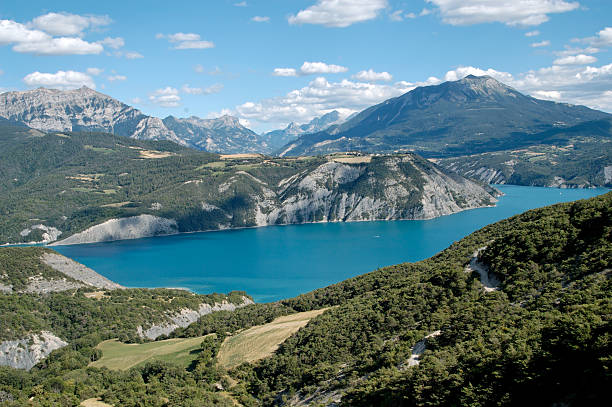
left=217, top=308, right=329, bottom=368
left=90, top=335, right=211, bottom=370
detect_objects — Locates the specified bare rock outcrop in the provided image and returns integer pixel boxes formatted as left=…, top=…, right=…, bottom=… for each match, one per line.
left=52, top=214, right=178, bottom=245
left=0, top=331, right=67, bottom=370
left=137, top=296, right=255, bottom=340
left=41, top=252, right=123, bottom=289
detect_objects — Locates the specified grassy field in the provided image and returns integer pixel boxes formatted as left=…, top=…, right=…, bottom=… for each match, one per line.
left=90, top=335, right=212, bottom=370
left=217, top=308, right=329, bottom=368
left=80, top=398, right=113, bottom=407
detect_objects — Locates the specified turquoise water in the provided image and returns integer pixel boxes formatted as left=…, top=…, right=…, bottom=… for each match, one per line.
left=54, top=186, right=609, bottom=302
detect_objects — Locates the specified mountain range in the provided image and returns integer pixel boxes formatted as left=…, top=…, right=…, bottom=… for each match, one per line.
left=0, top=87, right=348, bottom=155
left=278, top=75, right=612, bottom=157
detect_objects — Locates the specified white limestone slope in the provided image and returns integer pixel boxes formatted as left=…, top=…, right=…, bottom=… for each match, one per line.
left=0, top=332, right=68, bottom=370
left=137, top=297, right=255, bottom=340
left=52, top=214, right=178, bottom=245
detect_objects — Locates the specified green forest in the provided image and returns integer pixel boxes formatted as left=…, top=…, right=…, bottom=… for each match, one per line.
left=0, top=192, right=610, bottom=406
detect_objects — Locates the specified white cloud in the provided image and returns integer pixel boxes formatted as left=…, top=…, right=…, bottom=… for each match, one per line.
left=289, top=0, right=388, bottom=28
left=352, top=69, right=393, bottom=82
left=389, top=10, right=404, bottom=22
left=0, top=19, right=49, bottom=45
left=0, top=69, right=4, bottom=75
left=124, top=51, right=144, bottom=59
left=592, top=27, right=612, bottom=47
left=272, top=62, right=348, bottom=77
left=107, top=75, right=127, bottom=81
left=532, top=90, right=562, bottom=100
left=131, top=97, right=142, bottom=104
left=443, top=66, right=514, bottom=82
left=100, top=37, right=124, bottom=49
left=234, top=1, right=247, bottom=6
left=220, top=76, right=417, bottom=129
left=420, top=8, right=433, bottom=16
left=181, top=83, right=224, bottom=95
left=273, top=68, right=298, bottom=77
left=13, top=37, right=103, bottom=55
left=405, top=12, right=417, bottom=19
left=86, top=67, right=103, bottom=76
left=531, top=40, right=550, bottom=47
left=30, top=12, right=111, bottom=36
left=553, top=54, right=597, bottom=65
left=555, top=46, right=599, bottom=57
left=427, top=0, right=579, bottom=26
left=158, top=33, right=214, bottom=50
left=23, top=70, right=95, bottom=89
left=525, top=30, right=540, bottom=37
left=300, top=61, right=348, bottom=74
left=252, top=16, right=270, bottom=23
left=194, top=64, right=205, bottom=73
left=149, top=87, right=181, bottom=107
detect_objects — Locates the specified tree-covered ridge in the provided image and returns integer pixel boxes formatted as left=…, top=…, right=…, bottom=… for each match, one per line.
left=0, top=126, right=496, bottom=244
left=234, top=191, right=611, bottom=406
left=438, top=138, right=612, bottom=188
left=0, top=246, right=250, bottom=342
left=0, top=193, right=609, bottom=406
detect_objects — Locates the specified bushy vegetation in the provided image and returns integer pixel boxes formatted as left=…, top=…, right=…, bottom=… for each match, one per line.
left=439, top=138, right=612, bottom=187
left=0, top=124, right=459, bottom=244
left=0, top=193, right=610, bottom=406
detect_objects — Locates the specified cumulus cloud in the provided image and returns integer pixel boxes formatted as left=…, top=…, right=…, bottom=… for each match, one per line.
left=532, top=90, right=562, bottom=100
left=157, top=32, right=214, bottom=49
left=13, top=37, right=103, bottom=55
left=352, top=69, right=393, bottom=82
left=23, top=70, right=96, bottom=89
left=0, top=18, right=104, bottom=55
left=273, top=68, right=298, bottom=77
left=181, top=83, right=224, bottom=95
left=590, top=27, right=612, bottom=47
left=443, top=66, right=514, bottom=82
left=427, top=0, right=579, bottom=26
left=531, top=40, right=550, bottom=47
left=100, top=37, right=124, bottom=49
left=149, top=87, right=181, bottom=107
left=0, top=19, right=48, bottom=44
left=525, top=30, right=540, bottom=37
left=289, top=0, right=388, bottom=28
left=107, top=75, right=127, bottom=82
left=218, top=76, right=419, bottom=130
left=252, top=16, right=270, bottom=22
left=553, top=54, right=597, bottom=65
left=272, top=62, right=348, bottom=77
left=234, top=1, right=247, bottom=6
left=86, top=67, right=103, bottom=76
left=30, top=12, right=111, bottom=36
left=124, top=51, right=144, bottom=59
left=300, top=61, right=348, bottom=74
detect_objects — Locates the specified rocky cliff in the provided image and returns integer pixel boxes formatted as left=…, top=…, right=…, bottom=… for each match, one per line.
left=48, top=154, right=498, bottom=245
left=137, top=297, right=255, bottom=340
left=0, top=87, right=186, bottom=145
left=0, top=332, right=68, bottom=370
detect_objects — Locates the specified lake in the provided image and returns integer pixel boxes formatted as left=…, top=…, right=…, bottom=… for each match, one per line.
left=54, top=185, right=609, bottom=302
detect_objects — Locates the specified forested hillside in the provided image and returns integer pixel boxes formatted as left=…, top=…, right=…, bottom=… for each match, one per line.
left=0, top=192, right=609, bottom=405
left=0, top=124, right=497, bottom=245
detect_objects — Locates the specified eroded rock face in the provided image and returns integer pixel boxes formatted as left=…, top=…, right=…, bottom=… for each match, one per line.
left=41, top=252, right=123, bottom=290
left=0, top=87, right=186, bottom=145
left=52, top=215, right=178, bottom=245
left=249, top=156, right=497, bottom=227
left=137, top=297, right=255, bottom=340
left=0, top=332, right=67, bottom=370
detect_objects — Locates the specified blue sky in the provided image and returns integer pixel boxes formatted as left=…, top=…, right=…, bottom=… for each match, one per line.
left=1, top=0, right=611, bottom=132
